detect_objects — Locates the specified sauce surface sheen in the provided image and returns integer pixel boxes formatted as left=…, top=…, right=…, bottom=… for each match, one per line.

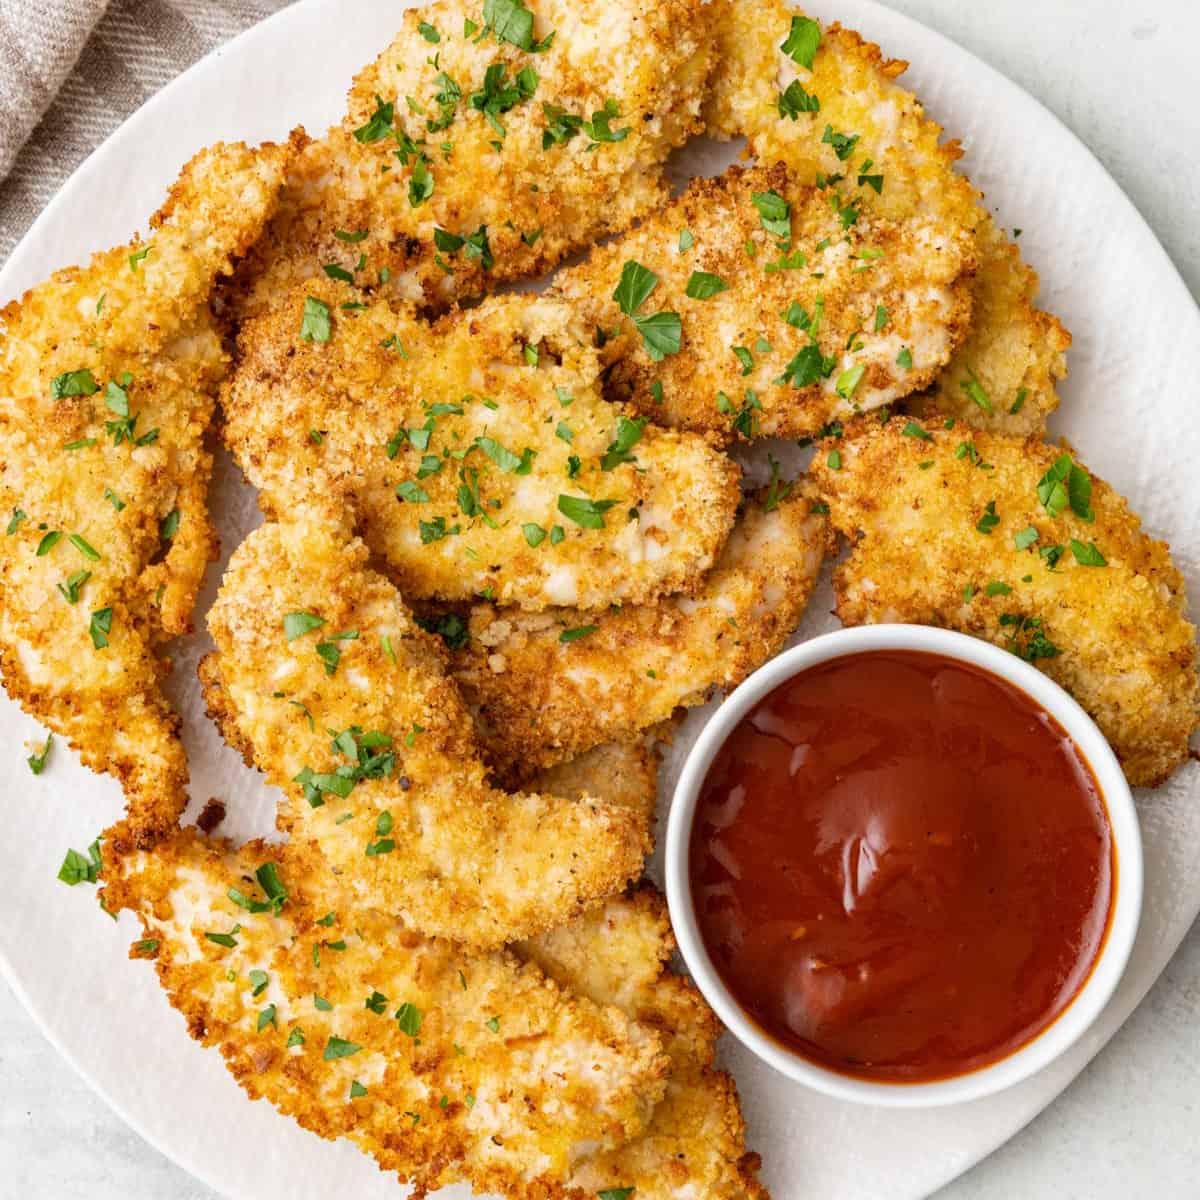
left=690, top=649, right=1114, bottom=1083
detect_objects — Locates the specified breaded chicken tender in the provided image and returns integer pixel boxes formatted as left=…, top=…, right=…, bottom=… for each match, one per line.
left=811, top=418, right=1199, bottom=786
left=521, top=891, right=769, bottom=1200
left=449, top=484, right=831, bottom=782
left=704, top=0, right=1068, bottom=435
left=104, top=830, right=671, bottom=1199
left=915, top=213, right=1071, bottom=434
left=0, top=141, right=290, bottom=844
left=201, top=512, right=651, bottom=947
left=232, top=0, right=714, bottom=319
left=551, top=162, right=974, bottom=441
left=222, top=285, right=739, bottom=610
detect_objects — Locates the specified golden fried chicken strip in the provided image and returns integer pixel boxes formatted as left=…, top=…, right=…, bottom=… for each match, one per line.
left=231, top=0, right=714, bottom=319
left=551, top=161, right=974, bottom=441
left=704, top=0, right=1068, bottom=434
left=104, top=831, right=671, bottom=1198
left=521, top=890, right=769, bottom=1200
left=0, top=141, right=290, bottom=844
left=811, top=418, right=1199, bottom=786
left=201, top=512, right=651, bottom=947
left=222, top=285, right=740, bottom=610
left=914, top=213, right=1071, bottom=434
left=450, top=484, right=831, bottom=782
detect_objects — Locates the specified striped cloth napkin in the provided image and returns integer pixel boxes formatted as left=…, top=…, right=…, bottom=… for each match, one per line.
left=0, top=0, right=288, bottom=262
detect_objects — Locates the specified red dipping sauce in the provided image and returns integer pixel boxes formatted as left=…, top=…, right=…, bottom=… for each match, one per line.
left=690, top=650, right=1115, bottom=1084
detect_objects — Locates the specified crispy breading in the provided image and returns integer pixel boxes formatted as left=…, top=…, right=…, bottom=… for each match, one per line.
left=222, top=285, right=740, bottom=610
left=231, top=0, right=714, bottom=319
left=0, top=141, right=290, bottom=845
left=913, top=212, right=1071, bottom=434
left=551, top=161, right=974, bottom=441
left=201, top=512, right=652, bottom=947
left=705, top=0, right=1068, bottom=435
left=103, top=830, right=671, bottom=1199
left=811, top=418, right=1200, bottom=786
left=449, top=484, right=831, bottom=782
left=521, top=891, right=769, bottom=1200
left=526, top=737, right=660, bottom=833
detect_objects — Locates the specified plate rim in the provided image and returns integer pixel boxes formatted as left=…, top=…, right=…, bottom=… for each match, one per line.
left=1, top=2, right=1197, bottom=1197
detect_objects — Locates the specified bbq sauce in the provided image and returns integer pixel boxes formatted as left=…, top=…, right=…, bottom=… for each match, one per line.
left=690, top=650, right=1114, bottom=1083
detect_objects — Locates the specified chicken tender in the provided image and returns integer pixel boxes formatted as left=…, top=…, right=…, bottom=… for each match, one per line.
left=521, top=890, right=769, bottom=1200
left=103, top=830, right=671, bottom=1199
left=232, top=0, right=714, bottom=319
left=551, top=162, right=974, bottom=441
left=0, top=141, right=290, bottom=844
left=811, top=418, right=1199, bottom=786
left=704, top=0, right=1068, bottom=435
left=449, top=483, right=831, bottom=782
left=914, top=213, right=1071, bottom=434
left=201, top=512, right=651, bottom=947
left=222, top=286, right=740, bottom=610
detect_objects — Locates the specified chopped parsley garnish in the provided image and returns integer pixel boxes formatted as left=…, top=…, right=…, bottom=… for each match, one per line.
left=780, top=14, right=822, bottom=67
left=600, top=416, right=646, bottom=470
left=1070, top=539, right=1107, bottom=567
left=560, top=625, right=598, bottom=643
left=598, top=1189, right=635, bottom=1200
left=897, top=347, right=913, bottom=369
left=414, top=612, right=468, bottom=652
left=779, top=344, right=835, bottom=388
left=335, top=228, right=369, bottom=243
left=51, top=368, right=99, bottom=400
left=420, top=516, right=460, bottom=543
left=826, top=449, right=842, bottom=470
left=315, top=630, right=359, bottom=677
left=732, top=346, right=754, bottom=375
left=57, top=570, right=91, bottom=605
left=835, top=363, right=865, bottom=400
left=365, top=990, right=389, bottom=1014
left=583, top=98, right=630, bottom=144
left=483, top=0, right=537, bottom=48
left=418, top=19, right=440, bottom=41
left=300, top=296, right=332, bottom=343
left=975, top=500, right=1000, bottom=535
left=249, top=970, right=270, bottom=998
left=750, top=189, right=791, bottom=239
left=396, top=480, right=430, bottom=504
left=1000, top=614, right=1060, bottom=662
left=257, top=1005, right=277, bottom=1032
left=89, top=607, right=113, bottom=650
left=159, top=509, right=180, bottom=542
left=323, top=1036, right=362, bottom=1061
left=349, top=1081, right=368, bottom=1099
left=204, top=925, right=241, bottom=949
left=1014, top=526, right=1039, bottom=551
left=469, top=62, right=538, bottom=136
left=1037, top=453, right=1094, bottom=521
left=613, top=260, right=659, bottom=315
left=284, top=611, right=325, bottom=641
left=678, top=229, right=694, bottom=251
left=396, top=1002, right=423, bottom=1037
left=476, top=435, right=534, bottom=474
left=27, top=734, right=53, bottom=776
left=960, top=367, right=993, bottom=414
left=129, top=246, right=152, bottom=271
left=485, top=1016, right=501, bottom=1033
left=558, top=495, right=617, bottom=529
left=611, top=261, right=681, bottom=361
left=778, top=79, right=820, bottom=119
left=57, top=839, right=102, bottom=885
left=821, top=124, right=859, bottom=161
left=985, top=580, right=1012, bottom=597
left=353, top=95, right=395, bottom=143
left=901, top=420, right=931, bottom=441
left=228, top=863, right=288, bottom=915
left=874, top=305, right=889, bottom=332
left=314, top=995, right=333, bottom=1012
left=684, top=270, right=728, bottom=300
left=764, top=455, right=794, bottom=512
left=523, top=523, right=547, bottom=547
left=6, top=508, right=26, bottom=535
left=409, top=158, right=435, bottom=207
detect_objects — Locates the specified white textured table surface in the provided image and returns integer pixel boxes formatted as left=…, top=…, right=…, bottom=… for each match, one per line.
left=1, top=1, right=1198, bottom=1196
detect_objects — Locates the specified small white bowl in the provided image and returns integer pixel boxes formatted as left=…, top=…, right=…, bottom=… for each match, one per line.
left=665, top=624, right=1143, bottom=1108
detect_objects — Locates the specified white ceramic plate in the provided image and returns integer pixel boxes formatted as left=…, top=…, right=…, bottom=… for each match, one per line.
left=2, top=2, right=1198, bottom=1198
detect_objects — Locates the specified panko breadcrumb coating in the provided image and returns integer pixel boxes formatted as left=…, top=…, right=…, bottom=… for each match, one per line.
left=508, top=742, right=769, bottom=1199
left=704, top=0, right=1068, bottom=435
left=222, top=285, right=740, bottom=610
left=914, top=213, right=1071, bottom=434
left=0, top=140, right=290, bottom=846
left=231, top=0, right=715, bottom=319
left=522, top=890, right=770, bottom=1200
left=448, top=483, right=831, bottom=783
left=552, top=161, right=975, bottom=441
left=811, top=418, right=1199, bottom=787
left=104, top=830, right=671, bottom=1199
left=201, top=511, right=651, bottom=947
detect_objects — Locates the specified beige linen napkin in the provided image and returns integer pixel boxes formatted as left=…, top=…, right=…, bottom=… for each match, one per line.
left=0, top=0, right=111, bottom=180
left=0, top=0, right=289, bottom=263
